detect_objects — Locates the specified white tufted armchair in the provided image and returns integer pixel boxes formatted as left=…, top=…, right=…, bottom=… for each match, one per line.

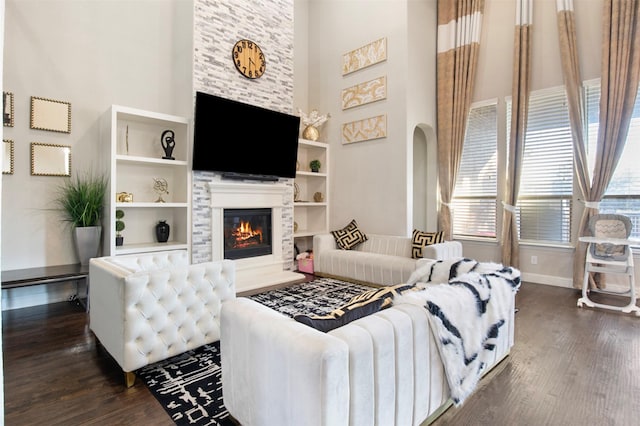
left=89, top=250, right=236, bottom=387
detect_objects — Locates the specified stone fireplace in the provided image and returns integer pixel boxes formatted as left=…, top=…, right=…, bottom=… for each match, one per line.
left=207, top=179, right=303, bottom=293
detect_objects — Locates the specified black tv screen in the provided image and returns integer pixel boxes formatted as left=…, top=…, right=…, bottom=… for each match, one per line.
left=192, top=91, right=300, bottom=179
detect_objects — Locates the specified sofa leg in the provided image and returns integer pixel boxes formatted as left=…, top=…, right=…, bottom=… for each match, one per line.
left=125, top=371, right=136, bottom=388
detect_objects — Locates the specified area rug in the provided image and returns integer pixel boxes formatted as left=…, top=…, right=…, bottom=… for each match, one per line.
left=138, top=277, right=371, bottom=425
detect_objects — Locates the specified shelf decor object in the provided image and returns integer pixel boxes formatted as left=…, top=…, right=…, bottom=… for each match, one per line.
left=298, top=108, right=330, bottom=142
left=342, top=37, right=387, bottom=76
left=3, top=92, right=14, bottom=127
left=30, top=96, right=71, bottom=133
left=115, top=209, right=125, bottom=246
left=156, top=220, right=170, bottom=243
left=341, top=114, right=387, bottom=144
left=153, top=177, right=169, bottom=203
left=342, top=76, right=387, bottom=110
left=161, top=129, right=176, bottom=160
left=3, top=140, right=14, bottom=174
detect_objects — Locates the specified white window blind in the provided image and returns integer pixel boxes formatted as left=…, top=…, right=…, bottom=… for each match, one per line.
left=511, top=86, right=573, bottom=243
left=452, top=101, right=497, bottom=238
left=585, top=79, right=640, bottom=240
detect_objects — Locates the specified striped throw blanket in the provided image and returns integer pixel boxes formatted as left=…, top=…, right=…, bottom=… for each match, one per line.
left=396, top=259, right=521, bottom=406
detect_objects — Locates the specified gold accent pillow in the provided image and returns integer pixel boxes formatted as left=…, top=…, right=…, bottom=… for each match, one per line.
left=331, top=219, right=368, bottom=250
left=411, top=229, right=445, bottom=259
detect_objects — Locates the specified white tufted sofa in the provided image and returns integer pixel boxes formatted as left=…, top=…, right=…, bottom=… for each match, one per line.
left=89, top=250, right=236, bottom=387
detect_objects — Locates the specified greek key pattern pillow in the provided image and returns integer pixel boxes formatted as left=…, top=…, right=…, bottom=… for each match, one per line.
left=411, top=229, right=445, bottom=258
left=331, top=219, right=368, bottom=250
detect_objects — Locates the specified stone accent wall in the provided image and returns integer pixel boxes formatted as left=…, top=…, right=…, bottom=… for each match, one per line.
left=191, top=0, right=296, bottom=267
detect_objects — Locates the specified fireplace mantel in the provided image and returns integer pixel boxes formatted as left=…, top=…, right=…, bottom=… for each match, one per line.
left=207, top=179, right=303, bottom=293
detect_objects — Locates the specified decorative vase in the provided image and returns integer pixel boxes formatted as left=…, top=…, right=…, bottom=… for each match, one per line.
left=302, top=125, right=320, bottom=141
left=156, top=220, right=170, bottom=243
left=115, top=236, right=124, bottom=246
left=74, top=226, right=102, bottom=265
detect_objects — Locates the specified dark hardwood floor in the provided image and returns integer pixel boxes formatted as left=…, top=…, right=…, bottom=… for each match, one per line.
left=2, top=281, right=639, bottom=425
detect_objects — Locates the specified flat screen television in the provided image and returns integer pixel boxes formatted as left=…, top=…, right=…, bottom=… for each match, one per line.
left=192, top=91, right=301, bottom=180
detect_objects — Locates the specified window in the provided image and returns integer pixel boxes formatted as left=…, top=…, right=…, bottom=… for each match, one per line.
left=585, top=80, right=640, bottom=240
left=513, top=86, right=573, bottom=243
left=452, top=101, right=497, bottom=238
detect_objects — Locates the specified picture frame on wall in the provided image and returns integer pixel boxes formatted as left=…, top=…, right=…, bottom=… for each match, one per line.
left=3, top=92, right=14, bottom=127
left=30, top=96, right=72, bottom=134
left=3, top=140, right=14, bottom=174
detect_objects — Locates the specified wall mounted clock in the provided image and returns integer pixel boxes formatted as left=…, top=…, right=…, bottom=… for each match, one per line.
left=232, top=39, right=266, bottom=79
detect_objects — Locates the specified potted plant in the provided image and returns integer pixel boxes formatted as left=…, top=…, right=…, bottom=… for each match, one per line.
left=309, top=159, right=322, bottom=173
left=115, top=209, right=125, bottom=246
left=55, top=171, right=108, bottom=265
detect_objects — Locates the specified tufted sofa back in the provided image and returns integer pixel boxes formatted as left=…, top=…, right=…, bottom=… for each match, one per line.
left=89, top=250, right=236, bottom=375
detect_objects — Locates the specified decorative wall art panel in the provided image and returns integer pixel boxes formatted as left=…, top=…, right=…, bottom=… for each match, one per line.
left=342, top=76, right=387, bottom=110
left=342, top=37, right=387, bottom=75
left=342, top=115, right=387, bottom=144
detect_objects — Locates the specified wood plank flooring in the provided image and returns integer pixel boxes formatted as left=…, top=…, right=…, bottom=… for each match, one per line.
left=2, top=282, right=639, bottom=425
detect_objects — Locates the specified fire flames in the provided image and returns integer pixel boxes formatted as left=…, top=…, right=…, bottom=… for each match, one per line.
left=231, top=220, right=263, bottom=248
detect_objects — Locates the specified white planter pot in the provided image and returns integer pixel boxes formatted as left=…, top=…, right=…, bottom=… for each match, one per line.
left=74, top=226, right=102, bottom=265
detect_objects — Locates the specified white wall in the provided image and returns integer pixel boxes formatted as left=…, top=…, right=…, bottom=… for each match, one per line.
left=307, top=0, right=426, bottom=236
left=2, top=0, right=193, bottom=308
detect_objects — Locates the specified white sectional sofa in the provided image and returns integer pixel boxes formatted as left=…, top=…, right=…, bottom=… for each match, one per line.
left=313, top=233, right=463, bottom=286
left=89, top=250, right=236, bottom=386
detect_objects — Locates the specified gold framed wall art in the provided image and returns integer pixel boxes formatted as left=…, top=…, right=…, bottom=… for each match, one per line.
left=3, top=140, right=14, bottom=174
left=341, top=115, right=387, bottom=144
left=30, top=96, right=72, bottom=133
left=342, top=37, right=387, bottom=75
left=3, top=92, right=14, bottom=127
left=30, top=142, right=72, bottom=176
left=342, top=76, right=387, bottom=110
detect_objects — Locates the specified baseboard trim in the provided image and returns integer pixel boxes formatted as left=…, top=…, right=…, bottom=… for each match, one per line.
left=521, top=272, right=574, bottom=288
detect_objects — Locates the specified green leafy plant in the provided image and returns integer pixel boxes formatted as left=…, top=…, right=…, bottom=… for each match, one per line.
left=55, top=172, right=108, bottom=227
left=115, top=209, right=125, bottom=236
left=309, top=159, right=321, bottom=172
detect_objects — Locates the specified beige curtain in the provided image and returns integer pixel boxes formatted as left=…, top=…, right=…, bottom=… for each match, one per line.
left=567, top=0, right=640, bottom=288
left=500, top=0, right=532, bottom=268
left=436, top=0, right=484, bottom=240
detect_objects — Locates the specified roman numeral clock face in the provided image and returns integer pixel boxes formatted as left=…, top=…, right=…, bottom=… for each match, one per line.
left=232, top=39, right=266, bottom=79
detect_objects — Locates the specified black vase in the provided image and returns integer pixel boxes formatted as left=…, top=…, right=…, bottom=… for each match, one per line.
left=156, top=220, right=170, bottom=243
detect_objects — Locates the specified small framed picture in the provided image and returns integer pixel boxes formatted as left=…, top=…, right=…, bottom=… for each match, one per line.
left=30, top=96, right=72, bottom=133
left=3, top=92, right=14, bottom=127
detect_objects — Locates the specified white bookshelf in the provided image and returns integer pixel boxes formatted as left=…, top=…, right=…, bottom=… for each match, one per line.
left=101, top=105, right=191, bottom=257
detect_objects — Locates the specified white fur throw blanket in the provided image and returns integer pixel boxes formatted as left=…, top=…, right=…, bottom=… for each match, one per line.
left=396, top=258, right=521, bottom=406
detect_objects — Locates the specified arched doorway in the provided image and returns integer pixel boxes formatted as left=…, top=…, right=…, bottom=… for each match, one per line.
left=412, top=124, right=438, bottom=231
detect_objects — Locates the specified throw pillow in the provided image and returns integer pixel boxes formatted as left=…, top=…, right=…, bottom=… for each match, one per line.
left=294, top=283, right=418, bottom=332
left=411, top=229, right=445, bottom=259
left=331, top=219, right=368, bottom=250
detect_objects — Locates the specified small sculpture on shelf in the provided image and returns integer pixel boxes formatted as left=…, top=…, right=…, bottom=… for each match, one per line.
left=153, top=177, right=169, bottom=203
left=117, top=192, right=133, bottom=203
left=161, top=129, right=175, bottom=160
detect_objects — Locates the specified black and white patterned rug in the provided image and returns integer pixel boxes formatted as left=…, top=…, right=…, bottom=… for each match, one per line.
left=138, top=277, right=371, bottom=425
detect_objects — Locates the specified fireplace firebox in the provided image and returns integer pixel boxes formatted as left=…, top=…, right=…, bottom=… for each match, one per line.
left=223, top=208, right=272, bottom=260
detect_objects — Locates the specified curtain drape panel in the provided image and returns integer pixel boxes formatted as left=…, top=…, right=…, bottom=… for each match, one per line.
left=436, top=0, right=484, bottom=240
left=500, top=0, right=532, bottom=268
left=566, top=0, right=640, bottom=288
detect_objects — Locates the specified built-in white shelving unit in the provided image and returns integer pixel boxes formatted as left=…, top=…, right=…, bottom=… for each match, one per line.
left=294, top=138, right=329, bottom=248
left=101, top=105, right=191, bottom=257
